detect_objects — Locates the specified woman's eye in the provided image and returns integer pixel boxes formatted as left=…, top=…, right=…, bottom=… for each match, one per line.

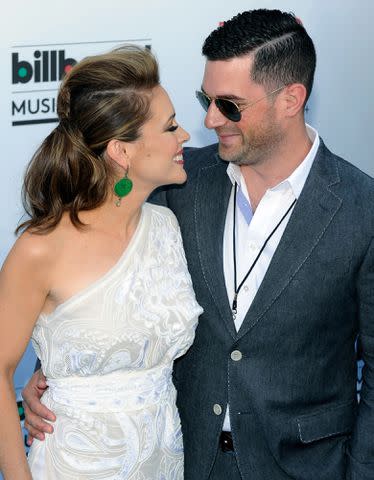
left=167, top=125, right=178, bottom=132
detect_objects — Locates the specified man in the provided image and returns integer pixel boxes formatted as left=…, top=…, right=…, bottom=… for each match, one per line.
left=22, top=9, right=374, bottom=480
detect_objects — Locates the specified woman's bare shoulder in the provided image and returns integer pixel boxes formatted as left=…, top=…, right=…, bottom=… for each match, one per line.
left=4, top=220, right=72, bottom=274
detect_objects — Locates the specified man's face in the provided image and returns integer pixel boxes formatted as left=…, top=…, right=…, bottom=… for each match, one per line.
left=201, top=56, right=285, bottom=166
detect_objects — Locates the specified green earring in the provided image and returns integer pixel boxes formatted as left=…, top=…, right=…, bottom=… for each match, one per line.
left=114, top=167, right=133, bottom=207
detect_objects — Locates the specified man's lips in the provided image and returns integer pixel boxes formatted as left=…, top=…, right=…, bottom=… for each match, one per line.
left=217, top=132, right=240, bottom=143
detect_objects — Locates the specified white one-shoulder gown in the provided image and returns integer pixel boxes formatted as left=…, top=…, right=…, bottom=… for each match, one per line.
left=28, top=203, right=203, bottom=479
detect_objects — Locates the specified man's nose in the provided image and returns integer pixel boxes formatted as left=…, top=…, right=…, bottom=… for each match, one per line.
left=204, top=101, right=228, bottom=130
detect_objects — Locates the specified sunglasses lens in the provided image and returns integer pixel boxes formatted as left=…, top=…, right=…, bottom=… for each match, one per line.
left=195, top=91, right=211, bottom=112
left=216, top=99, right=241, bottom=122
left=195, top=91, right=241, bottom=122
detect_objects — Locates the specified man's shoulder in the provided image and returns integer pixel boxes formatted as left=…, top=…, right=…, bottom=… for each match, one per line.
left=319, top=139, right=374, bottom=192
left=183, top=143, right=220, bottom=173
left=336, top=156, right=374, bottom=189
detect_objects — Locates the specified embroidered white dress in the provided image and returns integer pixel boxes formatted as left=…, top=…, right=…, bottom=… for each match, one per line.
left=28, top=203, right=203, bottom=480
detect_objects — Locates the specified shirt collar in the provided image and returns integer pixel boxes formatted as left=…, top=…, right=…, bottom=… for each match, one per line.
left=226, top=124, right=320, bottom=199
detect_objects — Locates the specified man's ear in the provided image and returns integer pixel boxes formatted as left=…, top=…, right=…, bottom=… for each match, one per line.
left=281, top=83, right=308, bottom=117
left=106, top=139, right=135, bottom=170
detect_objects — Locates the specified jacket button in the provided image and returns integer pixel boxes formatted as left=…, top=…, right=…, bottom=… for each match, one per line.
left=231, top=350, right=242, bottom=361
left=213, top=404, right=222, bottom=415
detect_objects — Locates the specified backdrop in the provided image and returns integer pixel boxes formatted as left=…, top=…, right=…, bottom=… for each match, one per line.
left=0, top=0, right=372, bottom=461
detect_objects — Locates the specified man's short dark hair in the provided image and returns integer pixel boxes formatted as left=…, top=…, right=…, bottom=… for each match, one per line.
left=202, top=9, right=316, bottom=103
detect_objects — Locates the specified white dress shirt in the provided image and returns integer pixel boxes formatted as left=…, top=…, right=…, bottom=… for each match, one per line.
left=222, top=124, right=320, bottom=431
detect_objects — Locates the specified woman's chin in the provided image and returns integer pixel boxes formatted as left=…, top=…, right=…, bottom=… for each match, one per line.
left=167, top=170, right=187, bottom=186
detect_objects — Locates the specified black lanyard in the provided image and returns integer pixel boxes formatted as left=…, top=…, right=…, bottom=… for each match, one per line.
left=232, top=184, right=297, bottom=319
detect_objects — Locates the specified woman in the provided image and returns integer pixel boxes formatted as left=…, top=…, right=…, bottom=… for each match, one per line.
left=0, top=45, right=202, bottom=479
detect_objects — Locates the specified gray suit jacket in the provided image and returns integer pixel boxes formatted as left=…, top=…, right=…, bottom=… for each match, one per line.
left=152, top=140, right=374, bottom=480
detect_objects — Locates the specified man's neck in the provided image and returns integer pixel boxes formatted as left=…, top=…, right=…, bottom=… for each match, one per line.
left=241, top=127, right=312, bottom=211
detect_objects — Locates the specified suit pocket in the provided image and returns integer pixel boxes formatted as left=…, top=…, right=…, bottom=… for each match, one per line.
left=296, top=400, right=356, bottom=444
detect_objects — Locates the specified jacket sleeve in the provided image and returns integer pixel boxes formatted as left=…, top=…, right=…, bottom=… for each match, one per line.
left=347, top=236, right=374, bottom=478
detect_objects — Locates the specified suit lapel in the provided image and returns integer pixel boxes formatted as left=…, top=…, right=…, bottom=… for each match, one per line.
left=194, top=155, right=237, bottom=339
left=237, top=141, right=342, bottom=340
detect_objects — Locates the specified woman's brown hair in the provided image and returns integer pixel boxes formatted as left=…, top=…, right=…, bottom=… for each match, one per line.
left=16, top=45, right=159, bottom=234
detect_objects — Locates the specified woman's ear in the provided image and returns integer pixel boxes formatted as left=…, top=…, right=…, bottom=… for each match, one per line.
left=282, top=83, right=308, bottom=118
left=106, top=139, right=134, bottom=170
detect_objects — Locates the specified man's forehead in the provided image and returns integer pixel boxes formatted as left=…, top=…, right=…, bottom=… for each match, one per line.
left=202, top=56, right=255, bottom=95
left=204, top=56, right=253, bottom=79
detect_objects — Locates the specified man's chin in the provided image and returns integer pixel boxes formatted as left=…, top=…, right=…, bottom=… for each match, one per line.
left=218, top=143, right=241, bottom=163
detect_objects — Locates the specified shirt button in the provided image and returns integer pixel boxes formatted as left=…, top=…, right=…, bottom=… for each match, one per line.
left=250, top=243, right=256, bottom=251
left=231, top=350, right=242, bottom=361
left=243, top=285, right=249, bottom=292
left=213, top=404, right=222, bottom=415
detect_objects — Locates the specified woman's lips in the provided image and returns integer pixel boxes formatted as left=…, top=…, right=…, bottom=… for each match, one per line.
left=173, top=150, right=184, bottom=164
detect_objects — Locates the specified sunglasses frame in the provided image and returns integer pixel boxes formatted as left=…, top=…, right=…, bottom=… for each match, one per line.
left=195, top=85, right=285, bottom=122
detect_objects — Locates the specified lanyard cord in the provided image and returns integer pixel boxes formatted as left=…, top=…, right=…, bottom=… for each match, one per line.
left=232, top=183, right=297, bottom=318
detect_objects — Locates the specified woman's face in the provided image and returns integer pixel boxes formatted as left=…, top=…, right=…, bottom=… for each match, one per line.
left=129, top=85, right=190, bottom=191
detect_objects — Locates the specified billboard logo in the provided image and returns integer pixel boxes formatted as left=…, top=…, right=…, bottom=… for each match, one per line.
left=12, top=50, right=76, bottom=84
left=11, top=39, right=151, bottom=127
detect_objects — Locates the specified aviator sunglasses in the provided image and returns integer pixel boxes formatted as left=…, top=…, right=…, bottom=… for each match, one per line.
left=195, top=86, right=285, bottom=122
